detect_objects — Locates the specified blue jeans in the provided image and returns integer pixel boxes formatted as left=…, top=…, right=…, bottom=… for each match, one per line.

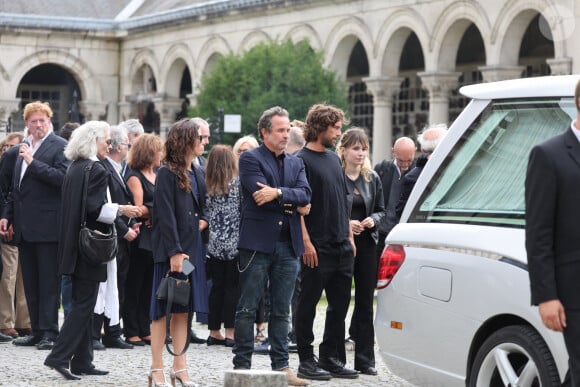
left=233, top=241, right=299, bottom=370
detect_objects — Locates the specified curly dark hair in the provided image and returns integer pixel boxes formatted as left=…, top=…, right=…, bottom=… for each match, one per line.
left=163, top=118, right=200, bottom=192
left=303, top=104, right=348, bottom=143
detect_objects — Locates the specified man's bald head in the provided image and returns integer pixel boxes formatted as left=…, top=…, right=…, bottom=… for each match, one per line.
left=392, top=136, right=416, bottom=172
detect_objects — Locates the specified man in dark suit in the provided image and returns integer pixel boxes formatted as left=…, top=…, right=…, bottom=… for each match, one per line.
left=93, top=125, right=141, bottom=350
left=233, top=106, right=311, bottom=386
left=526, top=79, right=580, bottom=386
left=0, top=101, right=69, bottom=350
left=373, top=136, right=416, bottom=259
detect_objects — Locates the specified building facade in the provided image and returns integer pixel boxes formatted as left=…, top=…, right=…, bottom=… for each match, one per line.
left=0, top=0, right=577, bottom=162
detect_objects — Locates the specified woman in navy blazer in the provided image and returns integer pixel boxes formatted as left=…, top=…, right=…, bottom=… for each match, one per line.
left=149, top=118, right=208, bottom=387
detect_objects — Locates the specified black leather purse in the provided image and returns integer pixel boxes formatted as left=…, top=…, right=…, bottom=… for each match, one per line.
left=78, top=162, right=118, bottom=266
left=155, top=272, right=192, bottom=356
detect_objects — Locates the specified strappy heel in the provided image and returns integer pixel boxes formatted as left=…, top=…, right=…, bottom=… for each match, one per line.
left=148, top=368, right=171, bottom=387
left=169, top=368, right=199, bottom=387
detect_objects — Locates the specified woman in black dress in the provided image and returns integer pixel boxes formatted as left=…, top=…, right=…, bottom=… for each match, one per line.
left=123, top=133, right=163, bottom=346
left=148, top=119, right=208, bottom=387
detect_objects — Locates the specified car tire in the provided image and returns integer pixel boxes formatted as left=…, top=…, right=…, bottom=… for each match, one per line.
left=469, top=325, right=560, bottom=387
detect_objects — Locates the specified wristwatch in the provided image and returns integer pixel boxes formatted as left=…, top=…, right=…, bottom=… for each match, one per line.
left=277, top=188, right=283, bottom=199
left=117, top=206, right=124, bottom=217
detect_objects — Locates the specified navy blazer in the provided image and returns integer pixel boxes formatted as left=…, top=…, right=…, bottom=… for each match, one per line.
left=1, top=133, right=69, bottom=243
left=152, top=165, right=208, bottom=264
left=238, top=144, right=311, bottom=256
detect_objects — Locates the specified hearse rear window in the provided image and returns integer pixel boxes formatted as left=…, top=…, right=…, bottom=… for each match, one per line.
left=410, top=97, right=576, bottom=227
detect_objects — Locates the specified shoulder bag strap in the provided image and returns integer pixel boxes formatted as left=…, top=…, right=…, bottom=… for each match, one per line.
left=80, top=161, right=95, bottom=228
left=164, top=279, right=193, bottom=356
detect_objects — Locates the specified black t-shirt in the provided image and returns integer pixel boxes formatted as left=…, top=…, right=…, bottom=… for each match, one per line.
left=296, top=147, right=350, bottom=245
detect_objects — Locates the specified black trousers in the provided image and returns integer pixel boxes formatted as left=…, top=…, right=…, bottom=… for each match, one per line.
left=19, top=241, right=60, bottom=339
left=348, top=233, right=377, bottom=369
left=123, top=246, right=153, bottom=338
left=296, top=240, right=354, bottom=363
left=562, top=309, right=580, bottom=386
left=45, top=276, right=99, bottom=369
left=207, top=257, right=239, bottom=330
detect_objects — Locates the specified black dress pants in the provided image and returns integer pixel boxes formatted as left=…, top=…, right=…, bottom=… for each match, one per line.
left=45, top=276, right=99, bottom=369
left=296, top=240, right=354, bottom=363
left=19, top=241, right=60, bottom=339
left=348, top=233, right=377, bottom=369
left=562, top=309, right=580, bottom=386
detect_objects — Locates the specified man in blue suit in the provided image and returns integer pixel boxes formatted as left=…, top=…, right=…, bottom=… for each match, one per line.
left=0, top=101, right=69, bottom=350
left=234, top=106, right=311, bottom=386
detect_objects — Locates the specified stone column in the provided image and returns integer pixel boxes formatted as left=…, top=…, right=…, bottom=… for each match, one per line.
left=80, top=100, right=109, bottom=122
left=0, top=99, right=20, bottom=135
left=478, top=65, right=525, bottom=82
left=154, top=96, right=183, bottom=139
left=117, top=100, right=133, bottom=123
left=363, top=76, right=403, bottom=164
left=418, top=72, right=460, bottom=126
left=546, top=57, right=572, bottom=75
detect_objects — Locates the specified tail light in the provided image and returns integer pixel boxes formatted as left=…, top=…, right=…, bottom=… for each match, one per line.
left=377, top=244, right=405, bottom=289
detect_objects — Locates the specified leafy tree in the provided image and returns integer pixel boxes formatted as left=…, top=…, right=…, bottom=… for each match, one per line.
left=190, top=39, right=348, bottom=145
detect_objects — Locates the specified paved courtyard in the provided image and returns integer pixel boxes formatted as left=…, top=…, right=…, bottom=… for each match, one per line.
left=0, top=298, right=416, bottom=387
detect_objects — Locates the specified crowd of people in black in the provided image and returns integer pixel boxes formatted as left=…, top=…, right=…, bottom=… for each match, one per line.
left=0, top=100, right=446, bottom=386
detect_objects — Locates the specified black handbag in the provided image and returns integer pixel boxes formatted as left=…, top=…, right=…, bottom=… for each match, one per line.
left=78, top=162, right=118, bottom=266
left=155, top=272, right=193, bottom=356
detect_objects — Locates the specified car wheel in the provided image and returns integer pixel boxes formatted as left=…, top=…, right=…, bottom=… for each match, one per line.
left=469, top=325, right=560, bottom=387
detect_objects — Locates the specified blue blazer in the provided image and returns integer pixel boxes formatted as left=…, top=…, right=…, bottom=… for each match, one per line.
left=152, top=165, right=207, bottom=264
left=238, top=144, right=311, bottom=256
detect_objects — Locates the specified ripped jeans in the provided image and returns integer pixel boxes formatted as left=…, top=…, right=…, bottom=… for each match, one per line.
left=233, top=241, right=300, bottom=370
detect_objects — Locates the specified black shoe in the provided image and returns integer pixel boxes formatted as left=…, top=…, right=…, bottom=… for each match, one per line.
left=0, top=332, right=13, bottom=343
left=13, top=335, right=41, bottom=346
left=206, top=336, right=226, bottom=346
left=297, top=358, right=332, bottom=380
left=190, top=330, right=206, bottom=344
left=45, top=362, right=81, bottom=381
left=141, top=337, right=151, bottom=345
left=125, top=337, right=146, bottom=346
left=70, top=366, right=109, bottom=376
left=253, top=338, right=270, bottom=355
left=103, top=337, right=133, bottom=349
left=92, top=340, right=106, bottom=351
left=225, top=338, right=235, bottom=347
left=36, top=337, right=55, bottom=350
left=356, top=366, right=378, bottom=376
left=318, top=357, right=359, bottom=379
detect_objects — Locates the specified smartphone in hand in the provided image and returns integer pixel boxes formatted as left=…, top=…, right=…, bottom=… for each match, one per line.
left=182, top=259, right=195, bottom=275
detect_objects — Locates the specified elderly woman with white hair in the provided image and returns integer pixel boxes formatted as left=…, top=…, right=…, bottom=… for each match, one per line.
left=44, top=121, right=141, bottom=381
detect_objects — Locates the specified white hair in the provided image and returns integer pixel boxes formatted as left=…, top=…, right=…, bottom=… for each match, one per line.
left=118, top=119, right=144, bottom=135
left=418, top=124, right=448, bottom=153
left=64, top=121, right=110, bottom=160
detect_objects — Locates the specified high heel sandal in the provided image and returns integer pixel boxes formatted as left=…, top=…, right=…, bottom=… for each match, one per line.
left=169, top=368, right=199, bottom=387
left=148, top=368, right=171, bottom=387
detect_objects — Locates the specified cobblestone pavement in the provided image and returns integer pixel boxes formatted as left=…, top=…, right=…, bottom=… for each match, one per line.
left=0, top=299, right=416, bottom=387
